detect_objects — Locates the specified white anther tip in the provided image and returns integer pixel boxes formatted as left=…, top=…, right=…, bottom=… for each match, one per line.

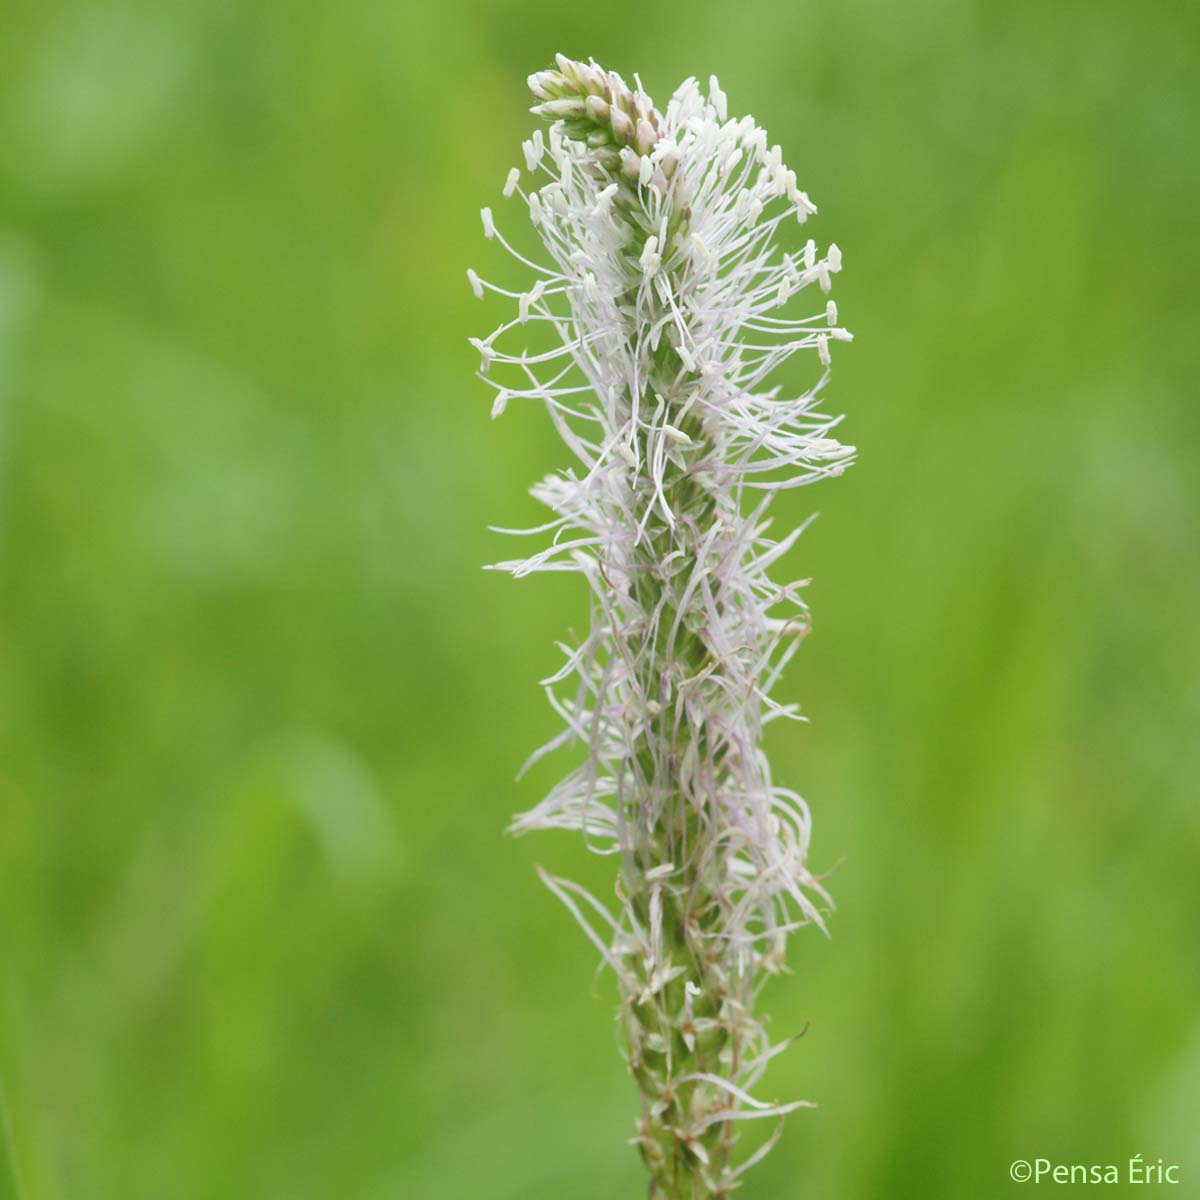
left=662, top=424, right=694, bottom=446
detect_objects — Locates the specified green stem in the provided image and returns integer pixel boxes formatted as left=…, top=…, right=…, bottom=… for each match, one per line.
left=621, top=373, right=747, bottom=1198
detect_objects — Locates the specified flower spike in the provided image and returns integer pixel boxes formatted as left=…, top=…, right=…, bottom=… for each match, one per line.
left=473, top=56, right=855, bottom=1197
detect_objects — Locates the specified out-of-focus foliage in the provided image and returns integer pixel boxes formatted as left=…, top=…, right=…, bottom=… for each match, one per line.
left=0, top=2, right=1196, bottom=1197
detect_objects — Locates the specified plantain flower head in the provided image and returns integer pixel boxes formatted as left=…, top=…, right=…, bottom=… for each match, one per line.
left=471, top=55, right=854, bottom=1195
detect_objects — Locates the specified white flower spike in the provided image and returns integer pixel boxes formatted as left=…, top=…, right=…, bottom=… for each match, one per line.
left=473, top=57, right=855, bottom=1196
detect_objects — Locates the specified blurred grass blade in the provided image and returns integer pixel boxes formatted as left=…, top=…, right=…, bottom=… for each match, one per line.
left=0, top=1078, right=24, bottom=1200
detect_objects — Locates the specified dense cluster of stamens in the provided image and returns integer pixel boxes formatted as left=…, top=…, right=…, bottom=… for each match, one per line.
left=472, top=55, right=854, bottom=1197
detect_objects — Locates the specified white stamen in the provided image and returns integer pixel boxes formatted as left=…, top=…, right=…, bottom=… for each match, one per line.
left=640, top=235, right=660, bottom=277
left=708, top=75, right=728, bottom=122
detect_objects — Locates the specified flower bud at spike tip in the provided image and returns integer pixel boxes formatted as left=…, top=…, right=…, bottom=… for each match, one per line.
left=471, top=56, right=855, bottom=1196
left=611, top=107, right=634, bottom=141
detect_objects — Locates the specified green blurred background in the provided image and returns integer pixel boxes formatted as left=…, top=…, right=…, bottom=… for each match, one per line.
left=1, top=1, right=1197, bottom=1196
